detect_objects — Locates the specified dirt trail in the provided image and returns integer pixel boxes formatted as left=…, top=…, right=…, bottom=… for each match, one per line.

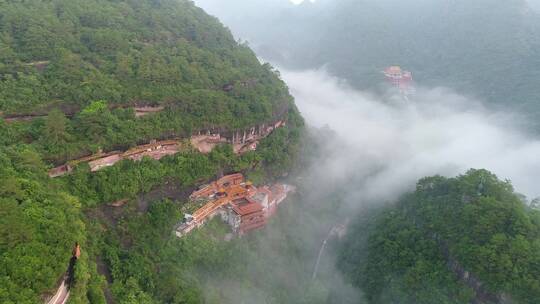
left=46, top=279, right=69, bottom=304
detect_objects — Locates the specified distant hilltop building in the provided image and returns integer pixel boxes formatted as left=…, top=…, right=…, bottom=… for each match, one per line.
left=383, top=66, right=415, bottom=96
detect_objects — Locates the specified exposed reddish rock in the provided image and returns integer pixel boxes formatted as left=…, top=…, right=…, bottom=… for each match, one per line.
left=48, top=165, right=73, bottom=178
left=109, top=199, right=129, bottom=207
left=88, top=154, right=123, bottom=172
left=49, top=140, right=182, bottom=177
left=134, top=106, right=165, bottom=117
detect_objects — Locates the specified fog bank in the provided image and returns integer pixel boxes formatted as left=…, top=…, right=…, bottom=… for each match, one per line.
left=200, top=68, right=540, bottom=304
left=282, top=68, right=540, bottom=203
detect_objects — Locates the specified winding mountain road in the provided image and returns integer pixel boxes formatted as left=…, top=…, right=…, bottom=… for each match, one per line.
left=312, top=221, right=348, bottom=280
left=46, top=281, right=69, bottom=304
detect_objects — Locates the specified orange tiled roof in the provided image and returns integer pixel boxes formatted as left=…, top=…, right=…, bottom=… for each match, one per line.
left=232, top=199, right=264, bottom=216
left=217, top=173, right=244, bottom=186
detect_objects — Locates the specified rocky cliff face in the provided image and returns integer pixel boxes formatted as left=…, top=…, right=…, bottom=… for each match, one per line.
left=439, top=239, right=512, bottom=304
left=191, top=119, right=286, bottom=154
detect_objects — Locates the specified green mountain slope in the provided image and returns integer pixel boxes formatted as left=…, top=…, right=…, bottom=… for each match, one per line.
left=0, top=1, right=303, bottom=303
left=0, top=0, right=296, bottom=163
left=0, top=146, right=85, bottom=303
left=339, top=169, right=540, bottom=304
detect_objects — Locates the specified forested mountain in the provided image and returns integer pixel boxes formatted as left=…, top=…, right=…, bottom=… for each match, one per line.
left=0, top=0, right=297, bottom=163
left=3, top=0, right=539, bottom=303
left=0, top=147, right=85, bottom=303
left=0, top=0, right=303, bottom=303
left=198, top=0, right=540, bottom=128
left=339, top=170, right=540, bottom=304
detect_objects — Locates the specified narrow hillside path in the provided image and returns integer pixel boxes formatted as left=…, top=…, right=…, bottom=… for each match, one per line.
left=312, top=220, right=348, bottom=280
left=46, top=281, right=69, bottom=304
left=46, top=244, right=80, bottom=304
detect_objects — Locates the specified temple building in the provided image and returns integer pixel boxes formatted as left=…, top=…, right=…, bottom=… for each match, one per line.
left=176, top=174, right=294, bottom=237
left=383, top=66, right=415, bottom=95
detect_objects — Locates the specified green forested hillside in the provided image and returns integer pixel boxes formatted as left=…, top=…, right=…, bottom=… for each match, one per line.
left=0, top=0, right=304, bottom=303
left=339, top=170, right=540, bottom=304
left=0, top=0, right=288, bottom=115
left=0, top=0, right=295, bottom=163
left=79, top=128, right=358, bottom=304
left=0, top=123, right=302, bottom=303
left=0, top=146, right=86, bottom=303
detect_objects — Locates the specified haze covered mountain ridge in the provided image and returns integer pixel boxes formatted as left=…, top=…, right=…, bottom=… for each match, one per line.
left=197, top=0, right=540, bottom=130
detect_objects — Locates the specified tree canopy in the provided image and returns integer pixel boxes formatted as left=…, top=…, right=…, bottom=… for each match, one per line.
left=339, top=169, right=540, bottom=304
left=0, top=0, right=296, bottom=163
left=0, top=0, right=304, bottom=302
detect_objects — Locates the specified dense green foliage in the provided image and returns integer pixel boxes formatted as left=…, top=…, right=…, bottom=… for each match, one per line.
left=64, top=109, right=302, bottom=207
left=66, top=125, right=356, bottom=304
left=0, top=0, right=305, bottom=302
left=0, top=146, right=86, bottom=303
left=339, top=170, right=540, bottom=303
left=0, top=0, right=295, bottom=162
left=91, top=161, right=358, bottom=304
left=0, top=111, right=302, bottom=303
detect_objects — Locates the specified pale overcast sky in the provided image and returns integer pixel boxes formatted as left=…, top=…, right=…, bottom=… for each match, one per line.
left=290, top=0, right=315, bottom=4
